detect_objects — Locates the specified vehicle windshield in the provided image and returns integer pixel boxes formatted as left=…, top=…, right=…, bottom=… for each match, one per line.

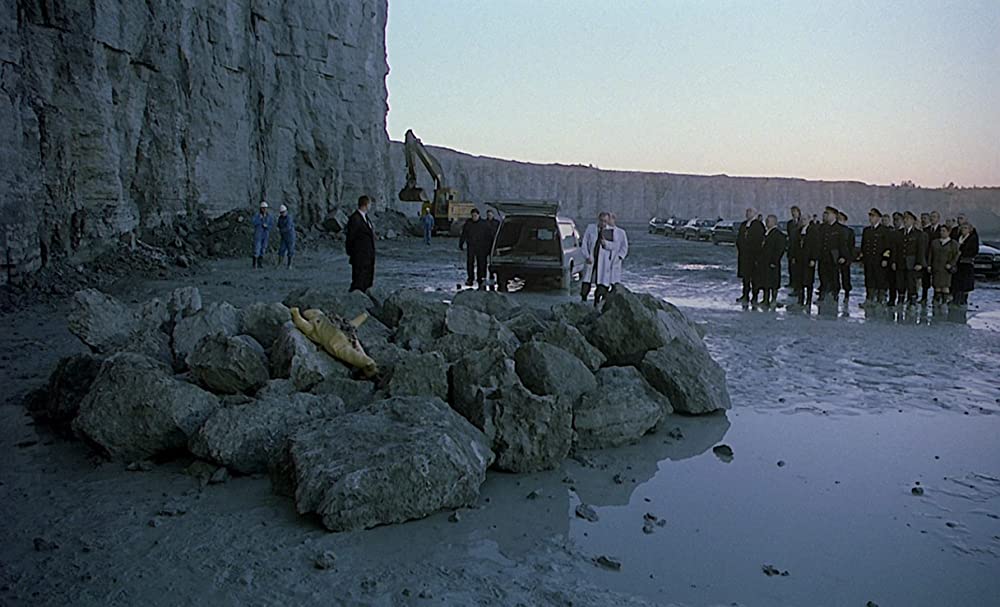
left=495, top=216, right=561, bottom=259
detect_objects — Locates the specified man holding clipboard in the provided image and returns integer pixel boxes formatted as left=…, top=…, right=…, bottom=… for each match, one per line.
left=581, top=211, right=626, bottom=307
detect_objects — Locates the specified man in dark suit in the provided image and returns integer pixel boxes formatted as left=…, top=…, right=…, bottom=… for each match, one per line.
left=921, top=210, right=941, bottom=304
left=736, top=207, right=765, bottom=303
left=859, top=208, right=891, bottom=307
left=345, top=195, right=376, bottom=292
left=757, top=214, right=787, bottom=308
left=900, top=211, right=929, bottom=306
left=882, top=212, right=903, bottom=306
left=795, top=216, right=821, bottom=307
left=837, top=211, right=855, bottom=299
left=786, top=206, right=803, bottom=292
left=459, top=208, right=493, bottom=289
left=818, top=206, right=848, bottom=302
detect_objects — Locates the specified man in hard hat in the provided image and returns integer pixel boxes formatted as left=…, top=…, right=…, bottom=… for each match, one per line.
left=277, top=204, right=295, bottom=268
left=252, top=201, right=275, bottom=269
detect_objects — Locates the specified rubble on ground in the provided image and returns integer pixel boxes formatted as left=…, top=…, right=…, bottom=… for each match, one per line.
left=25, top=284, right=731, bottom=531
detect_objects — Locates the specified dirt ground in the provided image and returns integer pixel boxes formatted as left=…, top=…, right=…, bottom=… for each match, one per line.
left=2, top=227, right=999, bottom=606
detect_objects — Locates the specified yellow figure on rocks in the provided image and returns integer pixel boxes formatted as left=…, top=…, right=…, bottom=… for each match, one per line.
left=289, top=307, right=378, bottom=378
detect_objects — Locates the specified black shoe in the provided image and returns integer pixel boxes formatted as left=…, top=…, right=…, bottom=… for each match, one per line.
left=465, top=279, right=474, bottom=287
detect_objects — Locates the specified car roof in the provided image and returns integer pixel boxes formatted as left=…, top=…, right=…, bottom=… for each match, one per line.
left=980, top=244, right=1000, bottom=254
left=487, top=200, right=560, bottom=217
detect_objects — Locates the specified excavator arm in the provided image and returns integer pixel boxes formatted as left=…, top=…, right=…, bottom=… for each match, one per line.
left=399, top=129, right=446, bottom=203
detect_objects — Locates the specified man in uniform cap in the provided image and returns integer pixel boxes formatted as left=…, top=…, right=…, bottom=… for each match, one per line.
left=736, top=207, right=765, bottom=303
left=837, top=211, right=855, bottom=300
left=899, top=211, right=929, bottom=306
left=859, top=208, right=891, bottom=306
left=817, top=206, right=848, bottom=302
left=920, top=211, right=942, bottom=304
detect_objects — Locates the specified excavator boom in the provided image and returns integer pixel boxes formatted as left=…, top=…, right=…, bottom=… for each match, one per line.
left=398, top=129, right=446, bottom=202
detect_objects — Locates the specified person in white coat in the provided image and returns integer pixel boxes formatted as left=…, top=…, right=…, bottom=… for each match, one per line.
left=609, top=213, right=628, bottom=288
left=580, top=211, right=625, bottom=306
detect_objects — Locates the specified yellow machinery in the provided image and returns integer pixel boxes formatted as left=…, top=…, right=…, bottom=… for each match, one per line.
left=399, top=129, right=476, bottom=234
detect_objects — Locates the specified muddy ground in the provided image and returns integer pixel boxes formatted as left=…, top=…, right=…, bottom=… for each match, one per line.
left=2, top=227, right=999, bottom=606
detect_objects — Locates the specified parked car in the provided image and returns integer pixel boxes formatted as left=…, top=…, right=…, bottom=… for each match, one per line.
left=648, top=217, right=669, bottom=234
left=488, top=200, right=585, bottom=292
left=682, top=218, right=719, bottom=241
left=664, top=217, right=688, bottom=237
left=711, top=220, right=738, bottom=245
left=974, top=243, right=1000, bottom=279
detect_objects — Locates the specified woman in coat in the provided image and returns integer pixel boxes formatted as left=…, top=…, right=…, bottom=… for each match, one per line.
left=929, top=225, right=960, bottom=305
left=952, top=222, right=979, bottom=305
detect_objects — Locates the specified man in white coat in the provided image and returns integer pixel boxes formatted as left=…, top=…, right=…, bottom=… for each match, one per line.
left=581, top=211, right=626, bottom=306
left=609, top=213, right=628, bottom=288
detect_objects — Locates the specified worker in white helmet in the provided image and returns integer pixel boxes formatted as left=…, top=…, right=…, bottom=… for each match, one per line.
left=252, top=201, right=274, bottom=269
left=277, top=204, right=296, bottom=268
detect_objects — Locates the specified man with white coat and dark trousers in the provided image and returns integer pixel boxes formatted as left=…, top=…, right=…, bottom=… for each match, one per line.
left=608, top=213, right=629, bottom=289
left=581, top=211, right=626, bottom=307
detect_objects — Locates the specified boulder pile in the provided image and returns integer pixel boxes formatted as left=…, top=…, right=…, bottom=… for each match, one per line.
left=25, top=285, right=730, bottom=532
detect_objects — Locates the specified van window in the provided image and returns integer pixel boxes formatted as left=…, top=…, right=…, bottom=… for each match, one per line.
left=558, top=223, right=577, bottom=249
left=494, top=216, right=561, bottom=259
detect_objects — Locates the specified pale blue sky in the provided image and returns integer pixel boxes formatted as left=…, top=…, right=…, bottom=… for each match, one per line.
left=385, top=0, right=1000, bottom=187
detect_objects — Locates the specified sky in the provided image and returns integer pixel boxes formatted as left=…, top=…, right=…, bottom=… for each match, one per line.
left=385, top=0, right=1000, bottom=187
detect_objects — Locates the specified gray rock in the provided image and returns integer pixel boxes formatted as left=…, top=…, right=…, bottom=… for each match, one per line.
left=449, top=347, right=519, bottom=435
left=24, top=353, right=104, bottom=434
left=386, top=351, right=448, bottom=401
left=166, top=287, right=204, bottom=324
left=514, top=341, right=596, bottom=403
left=640, top=340, right=732, bottom=414
left=73, top=353, right=219, bottom=461
left=431, top=333, right=515, bottom=363
left=270, top=322, right=350, bottom=390
left=394, top=304, right=447, bottom=351
left=574, top=367, right=667, bottom=449
left=373, top=289, right=445, bottom=330
left=309, top=377, right=376, bottom=411
left=254, top=379, right=296, bottom=399
left=450, top=290, right=516, bottom=317
left=536, top=321, right=606, bottom=371
left=239, top=302, right=291, bottom=348
left=586, top=287, right=705, bottom=366
left=282, top=397, right=494, bottom=531
left=189, top=334, right=269, bottom=395
left=489, top=380, right=573, bottom=473
left=282, top=288, right=373, bottom=321
left=67, top=289, right=139, bottom=353
left=189, top=392, right=344, bottom=474
left=551, top=301, right=598, bottom=332
left=355, top=315, right=392, bottom=351
left=502, top=309, right=551, bottom=342
left=444, top=305, right=519, bottom=352
left=172, top=302, right=241, bottom=365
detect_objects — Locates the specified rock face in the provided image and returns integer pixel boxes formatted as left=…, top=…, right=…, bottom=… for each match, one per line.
left=190, top=392, right=344, bottom=474
left=641, top=341, right=732, bottom=415
left=73, top=353, right=219, bottom=461
left=188, top=334, right=269, bottom=395
left=282, top=397, right=494, bottom=531
left=388, top=141, right=1000, bottom=232
left=574, top=367, right=667, bottom=449
left=385, top=351, right=449, bottom=401
left=0, top=1, right=393, bottom=285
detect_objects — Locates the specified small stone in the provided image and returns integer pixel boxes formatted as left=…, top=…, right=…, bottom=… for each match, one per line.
left=575, top=503, right=599, bottom=522
left=526, top=489, right=542, bottom=500
left=911, top=486, right=925, bottom=496
left=595, top=555, right=622, bottom=571
left=448, top=511, right=461, bottom=523
left=314, top=550, right=337, bottom=570
left=776, top=460, right=786, bottom=467
left=762, top=564, right=783, bottom=577
left=33, top=537, right=58, bottom=552
left=418, top=589, right=433, bottom=599
left=126, top=460, right=154, bottom=472
left=712, top=444, right=734, bottom=463
left=208, top=467, right=229, bottom=485
left=561, top=475, right=575, bottom=484
left=656, top=519, right=666, bottom=527
left=666, top=427, right=683, bottom=440
left=642, top=523, right=655, bottom=534
left=612, top=473, right=625, bottom=485
left=147, top=519, right=161, bottom=528
left=866, top=602, right=880, bottom=607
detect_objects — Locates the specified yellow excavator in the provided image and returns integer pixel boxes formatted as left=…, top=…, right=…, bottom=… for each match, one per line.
left=398, top=129, right=475, bottom=234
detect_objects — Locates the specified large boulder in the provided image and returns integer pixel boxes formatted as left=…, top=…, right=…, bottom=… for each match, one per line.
left=189, top=334, right=270, bottom=395
left=640, top=340, right=731, bottom=415
left=574, top=367, right=668, bottom=449
left=136, top=287, right=204, bottom=334
left=280, top=397, right=494, bottom=531
left=73, top=353, right=219, bottom=461
left=514, top=341, right=596, bottom=403
left=282, top=288, right=373, bottom=321
left=394, top=306, right=447, bottom=351
left=67, top=289, right=138, bottom=353
left=270, top=322, right=350, bottom=390
left=450, top=347, right=572, bottom=472
left=443, top=306, right=519, bottom=352
left=385, top=351, right=449, bottom=401
left=586, top=287, right=705, bottom=366
left=172, top=302, right=241, bottom=364
left=240, top=302, right=291, bottom=348
left=450, top=290, right=516, bottom=318
left=535, top=321, right=606, bottom=371
left=432, top=333, right=516, bottom=363
left=24, top=353, right=104, bottom=434
left=189, top=392, right=344, bottom=474
left=502, top=309, right=551, bottom=342
left=310, top=377, right=376, bottom=411
left=551, top=301, right=598, bottom=332
left=372, top=289, right=444, bottom=330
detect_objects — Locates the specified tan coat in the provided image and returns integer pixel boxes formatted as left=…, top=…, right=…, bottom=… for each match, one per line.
left=929, top=238, right=959, bottom=290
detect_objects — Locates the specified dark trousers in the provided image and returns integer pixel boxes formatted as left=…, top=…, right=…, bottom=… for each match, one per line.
left=581, top=282, right=609, bottom=306
left=788, top=256, right=800, bottom=289
left=819, top=260, right=841, bottom=299
left=466, top=250, right=488, bottom=284
left=350, top=259, right=374, bottom=292
left=840, top=262, right=853, bottom=293
left=904, top=268, right=921, bottom=303
left=886, top=268, right=898, bottom=304
left=921, top=269, right=931, bottom=300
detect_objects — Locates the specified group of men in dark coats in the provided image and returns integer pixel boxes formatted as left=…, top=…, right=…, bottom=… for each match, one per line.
left=737, top=205, right=980, bottom=309
left=459, top=208, right=501, bottom=289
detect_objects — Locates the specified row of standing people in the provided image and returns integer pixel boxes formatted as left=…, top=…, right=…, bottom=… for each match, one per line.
left=737, top=206, right=980, bottom=308
left=251, top=201, right=296, bottom=268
